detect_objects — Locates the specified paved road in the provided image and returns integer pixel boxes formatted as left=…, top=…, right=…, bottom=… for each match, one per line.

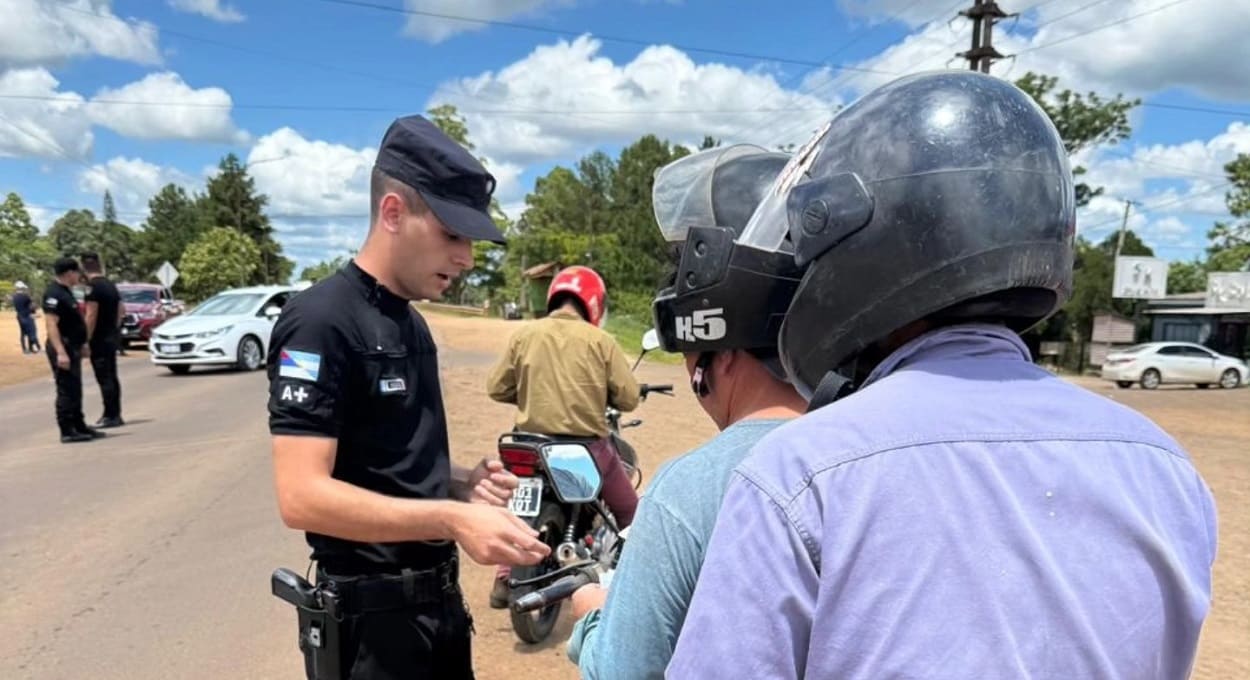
left=0, top=353, right=311, bottom=679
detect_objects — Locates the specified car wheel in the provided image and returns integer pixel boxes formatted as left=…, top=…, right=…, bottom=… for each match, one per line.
left=1115, top=381, right=1133, bottom=389
left=167, top=365, right=191, bottom=375
left=1140, top=369, right=1161, bottom=390
left=236, top=335, right=263, bottom=371
left=1219, top=369, right=1241, bottom=389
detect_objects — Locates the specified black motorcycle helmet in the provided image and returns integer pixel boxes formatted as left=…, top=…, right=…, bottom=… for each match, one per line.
left=761, top=71, right=1076, bottom=398
left=649, top=145, right=803, bottom=382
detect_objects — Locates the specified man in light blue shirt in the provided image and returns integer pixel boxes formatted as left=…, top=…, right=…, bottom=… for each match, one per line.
left=668, top=72, right=1217, bottom=679
left=564, top=145, right=810, bottom=679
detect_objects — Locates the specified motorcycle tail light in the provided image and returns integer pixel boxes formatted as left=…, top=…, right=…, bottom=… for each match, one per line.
left=499, top=446, right=539, bottom=477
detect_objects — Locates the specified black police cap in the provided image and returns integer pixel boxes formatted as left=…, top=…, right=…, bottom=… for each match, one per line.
left=375, top=115, right=506, bottom=245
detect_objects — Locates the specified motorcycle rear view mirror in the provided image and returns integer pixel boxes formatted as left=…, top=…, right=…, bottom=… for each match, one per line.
left=634, top=328, right=662, bottom=371
left=539, top=442, right=603, bottom=504
left=641, top=328, right=661, bottom=352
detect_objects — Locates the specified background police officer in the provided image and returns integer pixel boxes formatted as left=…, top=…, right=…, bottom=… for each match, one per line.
left=81, top=253, right=125, bottom=428
left=267, top=115, right=550, bottom=680
left=42, top=257, right=103, bottom=444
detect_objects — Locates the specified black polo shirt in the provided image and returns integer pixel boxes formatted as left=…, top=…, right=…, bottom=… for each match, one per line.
left=267, top=261, right=453, bottom=574
left=42, top=281, right=87, bottom=347
left=85, top=275, right=121, bottom=346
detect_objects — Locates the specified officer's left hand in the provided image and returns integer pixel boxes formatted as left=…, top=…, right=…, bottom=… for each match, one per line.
left=469, top=459, right=518, bottom=506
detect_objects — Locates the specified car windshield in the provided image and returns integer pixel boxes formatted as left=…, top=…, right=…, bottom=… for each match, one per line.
left=121, top=289, right=160, bottom=304
left=188, top=293, right=263, bottom=316
left=1117, top=344, right=1153, bottom=354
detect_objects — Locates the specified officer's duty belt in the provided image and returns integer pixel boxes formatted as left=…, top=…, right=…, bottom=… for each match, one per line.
left=318, top=557, right=459, bottom=614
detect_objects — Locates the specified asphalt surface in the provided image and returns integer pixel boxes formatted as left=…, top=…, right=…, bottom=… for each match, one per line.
left=1, top=354, right=321, bottom=680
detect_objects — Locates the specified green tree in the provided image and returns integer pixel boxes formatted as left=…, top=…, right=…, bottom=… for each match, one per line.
left=428, top=104, right=474, bottom=151
left=102, top=190, right=118, bottom=224
left=135, top=184, right=214, bottom=277
left=1, top=192, right=39, bottom=241
left=605, top=135, right=690, bottom=298
left=46, top=207, right=139, bottom=281
left=0, top=193, right=56, bottom=297
left=1206, top=153, right=1250, bottom=272
left=427, top=103, right=513, bottom=305
left=298, top=255, right=350, bottom=283
left=47, top=209, right=100, bottom=257
left=1014, top=72, right=1139, bottom=207
left=180, top=227, right=263, bottom=301
left=1168, top=260, right=1208, bottom=294
left=204, top=153, right=293, bottom=284
left=1056, top=231, right=1154, bottom=356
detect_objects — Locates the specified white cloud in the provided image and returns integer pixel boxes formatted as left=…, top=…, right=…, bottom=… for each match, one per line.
left=26, top=202, right=59, bottom=233
left=245, top=127, right=524, bottom=267
left=482, top=155, right=524, bottom=204
left=77, top=156, right=195, bottom=222
left=246, top=127, right=375, bottom=218
left=0, top=0, right=161, bottom=67
left=273, top=219, right=364, bottom=274
left=0, top=67, right=92, bottom=159
left=168, top=0, right=244, bottom=23
left=840, top=0, right=1250, bottom=101
left=402, top=0, right=574, bottom=43
left=87, top=71, right=247, bottom=143
left=429, top=35, right=841, bottom=165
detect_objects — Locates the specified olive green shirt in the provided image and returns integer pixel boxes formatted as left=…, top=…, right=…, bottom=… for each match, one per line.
left=487, top=309, right=641, bottom=438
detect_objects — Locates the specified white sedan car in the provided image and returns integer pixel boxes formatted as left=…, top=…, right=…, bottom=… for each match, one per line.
left=149, top=285, right=301, bottom=374
left=1101, top=342, right=1248, bottom=390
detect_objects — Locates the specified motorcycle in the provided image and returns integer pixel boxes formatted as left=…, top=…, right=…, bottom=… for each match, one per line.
left=500, top=330, right=669, bottom=643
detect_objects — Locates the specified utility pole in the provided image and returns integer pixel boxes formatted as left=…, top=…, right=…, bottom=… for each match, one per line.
left=957, top=0, right=1011, bottom=73
left=1115, top=199, right=1134, bottom=257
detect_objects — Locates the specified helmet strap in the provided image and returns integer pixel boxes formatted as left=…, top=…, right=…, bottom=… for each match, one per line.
left=691, top=351, right=715, bottom=398
left=807, top=369, right=857, bottom=412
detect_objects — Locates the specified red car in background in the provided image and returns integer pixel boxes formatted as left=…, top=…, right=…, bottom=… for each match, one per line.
left=118, top=283, right=183, bottom=348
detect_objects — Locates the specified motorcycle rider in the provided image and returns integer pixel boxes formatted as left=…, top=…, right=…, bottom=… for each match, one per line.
left=565, top=144, right=809, bottom=679
left=486, top=265, right=643, bottom=608
left=668, top=71, right=1217, bottom=678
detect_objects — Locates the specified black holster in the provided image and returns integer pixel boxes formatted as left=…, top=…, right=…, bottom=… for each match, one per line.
left=271, top=568, right=344, bottom=680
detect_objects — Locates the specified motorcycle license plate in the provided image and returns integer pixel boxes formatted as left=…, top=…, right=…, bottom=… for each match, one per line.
left=509, top=477, right=543, bottom=518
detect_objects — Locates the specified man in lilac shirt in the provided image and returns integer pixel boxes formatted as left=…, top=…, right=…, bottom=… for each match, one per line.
left=668, top=72, right=1217, bottom=679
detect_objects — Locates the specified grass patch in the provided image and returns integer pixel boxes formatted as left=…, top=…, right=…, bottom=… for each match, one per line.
left=604, top=313, right=683, bottom=365
left=414, top=302, right=489, bottom=319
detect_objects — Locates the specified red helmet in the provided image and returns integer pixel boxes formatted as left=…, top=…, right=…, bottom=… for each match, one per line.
left=546, top=265, right=608, bottom=327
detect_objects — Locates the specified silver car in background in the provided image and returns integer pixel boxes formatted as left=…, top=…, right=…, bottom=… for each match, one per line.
left=1102, top=342, right=1248, bottom=390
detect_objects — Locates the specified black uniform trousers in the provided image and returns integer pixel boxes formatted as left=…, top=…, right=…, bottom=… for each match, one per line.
left=89, top=337, right=122, bottom=419
left=317, top=568, right=476, bottom=680
left=46, top=344, right=86, bottom=435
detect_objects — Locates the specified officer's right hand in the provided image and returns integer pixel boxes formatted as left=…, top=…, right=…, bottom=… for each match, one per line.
left=450, top=504, right=551, bottom=567
left=56, top=351, right=69, bottom=370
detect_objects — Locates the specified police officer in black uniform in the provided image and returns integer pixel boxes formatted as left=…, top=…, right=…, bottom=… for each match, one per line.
left=82, top=253, right=125, bottom=428
left=42, top=257, right=104, bottom=444
left=267, top=115, right=550, bottom=680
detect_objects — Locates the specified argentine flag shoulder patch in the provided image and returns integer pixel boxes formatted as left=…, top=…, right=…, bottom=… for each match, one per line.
left=279, top=349, right=321, bottom=382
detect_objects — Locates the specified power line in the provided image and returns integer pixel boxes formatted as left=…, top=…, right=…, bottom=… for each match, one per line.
left=1013, top=0, right=1195, bottom=56
left=1141, top=102, right=1250, bottom=118
left=1080, top=181, right=1233, bottom=231
left=1096, top=147, right=1228, bottom=181
left=0, top=94, right=838, bottom=115
left=310, top=0, right=896, bottom=76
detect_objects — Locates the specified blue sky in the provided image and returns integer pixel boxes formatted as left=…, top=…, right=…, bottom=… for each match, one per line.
left=2, top=0, right=1248, bottom=276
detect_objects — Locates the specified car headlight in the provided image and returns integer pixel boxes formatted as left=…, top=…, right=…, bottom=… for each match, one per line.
left=195, top=325, right=233, bottom=339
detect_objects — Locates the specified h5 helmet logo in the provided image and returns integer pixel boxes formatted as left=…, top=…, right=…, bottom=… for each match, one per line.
left=675, top=308, right=726, bottom=342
